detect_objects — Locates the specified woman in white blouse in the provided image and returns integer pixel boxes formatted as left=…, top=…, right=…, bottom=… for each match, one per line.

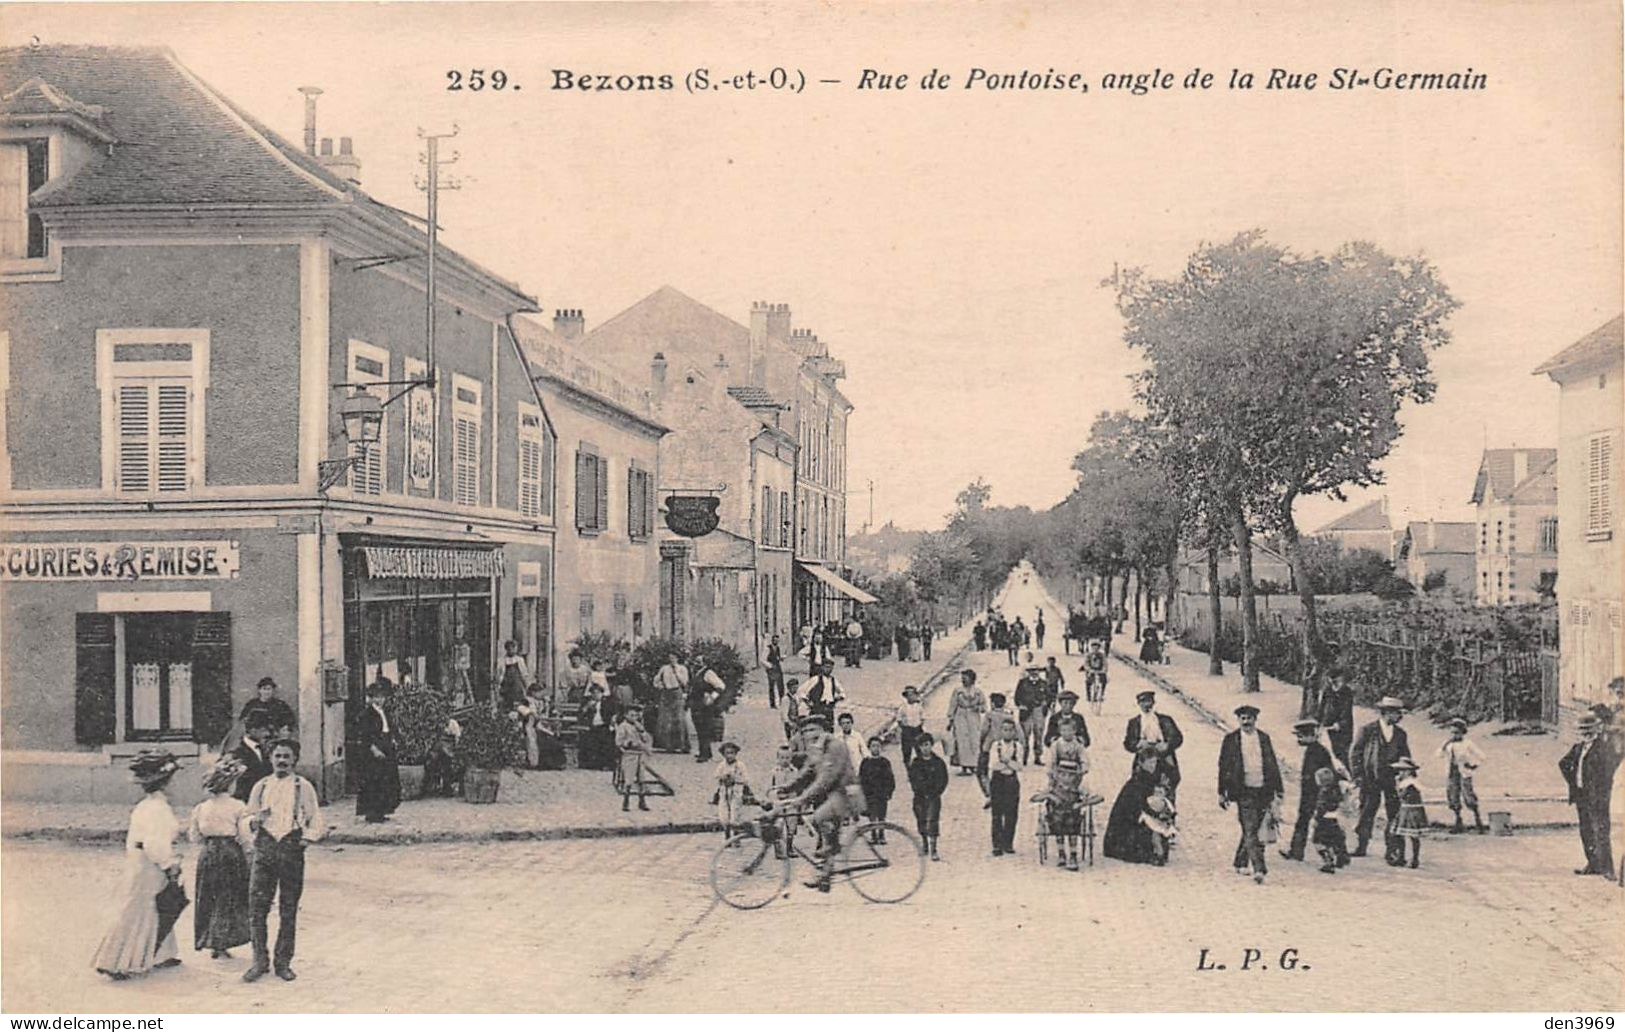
left=93, top=751, right=185, bottom=980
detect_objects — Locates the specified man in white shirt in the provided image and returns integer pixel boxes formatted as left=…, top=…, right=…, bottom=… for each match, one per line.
left=845, top=617, right=865, bottom=668
left=1438, top=716, right=1487, bottom=834
left=836, top=712, right=867, bottom=769
left=243, top=738, right=324, bottom=983
left=1217, top=705, right=1283, bottom=884
left=803, top=662, right=844, bottom=726
left=896, top=686, right=925, bottom=765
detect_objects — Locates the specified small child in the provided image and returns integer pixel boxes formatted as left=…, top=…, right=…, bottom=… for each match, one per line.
left=189, top=758, right=253, bottom=960
left=781, top=680, right=803, bottom=743
left=711, top=739, right=757, bottom=838
left=908, top=732, right=949, bottom=861
left=1082, top=641, right=1109, bottom=716
left=421, top=731, right=464, bottom=797
left=1438, top=716, right=1486, bottom=834
left=615, top=709, right=654, bottom=813
left=859, top=735, right=896, bottom=844
left=1040, top=713, right=1091, bottom=871
left=1140, top=781, right=1178, bottom=865
left=1389, top=758, right=1428, bottom=869
left=1311, top=766, right=1349, bottom=873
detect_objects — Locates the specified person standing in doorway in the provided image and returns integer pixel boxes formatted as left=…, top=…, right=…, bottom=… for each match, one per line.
left=354, top=681, right=400, bottom=824
left=1217, top=704, right=1283, bottom=885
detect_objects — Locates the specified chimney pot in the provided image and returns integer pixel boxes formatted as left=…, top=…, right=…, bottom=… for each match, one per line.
left=319, top=138, right=332, bottom=156
left=339, top=137, right=353, bottom=156
left=298, top=85, right=323, bottom=156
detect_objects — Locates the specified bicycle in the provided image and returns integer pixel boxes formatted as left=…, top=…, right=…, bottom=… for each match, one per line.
left=709, top=804, right=926, bottom=909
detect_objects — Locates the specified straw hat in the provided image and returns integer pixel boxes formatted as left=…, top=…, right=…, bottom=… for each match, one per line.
left=129, top=751, right=182, bottom=788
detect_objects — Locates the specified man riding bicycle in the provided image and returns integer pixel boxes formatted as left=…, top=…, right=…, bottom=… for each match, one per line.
left=770, top=713, right=864, bottom=892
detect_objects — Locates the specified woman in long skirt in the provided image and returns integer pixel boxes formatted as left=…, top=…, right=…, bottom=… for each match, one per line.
left=93, top=752, right=185, bottom=980
left=654, top=683, right=689, bottom=753
left=188, top=758, right=253, bottom=958
left=945, top=671, right=987, bottom=774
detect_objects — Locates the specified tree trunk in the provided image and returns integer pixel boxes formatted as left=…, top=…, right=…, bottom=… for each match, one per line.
left=1133, top=567, right=1144, bottom=641
left=1205, top=545, right=1224, bottom=675
left=1279, top=497, right=1323, bottom=718
left=1165, top=551, right=1178, bottom=640
left=1232, top=514, right=1261, bottom=692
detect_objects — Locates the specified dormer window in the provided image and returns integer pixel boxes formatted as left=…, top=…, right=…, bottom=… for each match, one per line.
left=0, top=137, right=48, bottom=260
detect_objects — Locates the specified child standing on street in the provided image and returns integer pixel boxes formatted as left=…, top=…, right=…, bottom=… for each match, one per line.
left=859, top=735, right=896, bottom=843
left=1312, top=766, right=1349, bottom=873
left=1438, top=716, right=1487, bottom=834
left=1389, top=758, right=1428, bottom=869
left=1082, top=640, right=1109, bottom=716
left=189, top=758, right=253, bottom=960
left=908, top=732, right=949, bottom=861
left=615, top=709, right=654, bottom=813
left=989, top=717, right=1024, bottom=856
left=711, top=739, right=757, bottom=838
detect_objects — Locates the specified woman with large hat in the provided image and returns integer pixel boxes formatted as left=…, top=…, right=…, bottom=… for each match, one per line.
left=92, top=751, right=186, bottom=980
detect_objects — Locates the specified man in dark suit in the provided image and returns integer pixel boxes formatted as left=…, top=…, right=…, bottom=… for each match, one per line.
left=1123, top=689, right=1184, bottom=802
left=1217, top=703, right=1283, bottom=884
left=1351, top=696, right=1412, bottom=861
left=239, top=677, right=297, bottom=740
left=354, top=680, right=400, bottom=823
left=1317, top=673, right=1356, bottom=771
left=231, top=717, right=275, bottom=804
left=1282, top=718, right=1337, bottom=862
left=1559, top=714, right=1621, bottom=877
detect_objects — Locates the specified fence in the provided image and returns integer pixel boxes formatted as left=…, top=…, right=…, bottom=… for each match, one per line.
left=1174, top=592, right=1559, bottom=724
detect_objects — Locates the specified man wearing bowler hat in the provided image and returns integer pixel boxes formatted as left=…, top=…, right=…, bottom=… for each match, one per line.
left=1217, top=703, right=1283, bottom=884
left=1559, top=713, right=1621, bottom=878
left=1282, top=718, right=1336, bottom=862
left=1351, top=695, right=1412, bottom=861
left=1045, top=690, right=1090, bottom=748
left=1123, top=688, right=1184, bottom=802
left=240, top=677, right=296, bottom=741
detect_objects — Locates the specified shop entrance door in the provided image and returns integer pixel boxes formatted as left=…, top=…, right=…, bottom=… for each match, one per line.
left=125, top=612, right=196, bottom=742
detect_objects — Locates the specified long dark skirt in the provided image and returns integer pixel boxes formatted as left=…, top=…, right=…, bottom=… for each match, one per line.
left=193, top=837, right=251, bottom=951
left=1103, top=775, right=1158, bottom=863
left=356, top=753, right=402, bottom=818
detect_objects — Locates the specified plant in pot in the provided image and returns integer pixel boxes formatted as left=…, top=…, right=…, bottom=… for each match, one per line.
left=390, top=685, right=452, bottom=801
left=453, top=705, right=525, bottom=804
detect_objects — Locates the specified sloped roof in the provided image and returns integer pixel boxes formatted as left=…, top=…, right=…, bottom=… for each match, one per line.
left=582, top=286, right=750, bottom=370
left=1470, top=448, right=1558, bottom=504
left=1533, top=315, right=1624, bottom=377
left=726, top=385, right=782, bottom=409
left=1507, top=461, right=1558, bottom=505
left=1313, top=498, right=1391, bottom=535
left=1401, top=521, right=1476, bottom=555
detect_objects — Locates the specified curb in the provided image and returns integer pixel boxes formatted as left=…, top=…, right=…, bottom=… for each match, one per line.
left=1113, top=653, right=1580, bottom=833
left=866, top=638, right=974, bottom=745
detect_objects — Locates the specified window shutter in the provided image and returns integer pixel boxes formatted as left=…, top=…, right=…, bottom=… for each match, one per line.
left=541, top=434, right=555, bottom=517
left=75, top=613, right=117, bottom=745
left=627, top=464, right=638, bottom=539
left=116, top=383, right=152, bottom=493
left=595, top=456, right=609, bottom=531
left=1587, top=433, right=1614, bottom=538
left=156, top=383, right=190, bottom=492
left=191, top=612, right=233, bottom=748
left=575, top=451, right=590, bottom=530
left=645, top=470, right=656, bottom=537
left=518, top=436, right=541, bottom=517
left=0, top=143, right=25, bottom=260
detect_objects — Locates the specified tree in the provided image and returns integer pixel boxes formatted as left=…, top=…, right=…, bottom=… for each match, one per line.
left=1116, top=232, right=1457, bottom=702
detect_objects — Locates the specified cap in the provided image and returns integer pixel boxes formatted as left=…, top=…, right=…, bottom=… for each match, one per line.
left=1057, top=690, right=1080, bottom=702
left=256, top=676, right=277, bottom=688
left=719, top=738, right=742, bottom=754
left=1135, top=690, right=1156, bottom=702
left=1234, top=704, right=1261, bottom=718
left=799, top=714, right=831, bottom=731
left=1376, top=696, right=1407, bottom=711
left=1292, top=718, right=1320, bottom=733
left=1447, top=716, right=1469, bottom=730
left=901, top=686, right=919, bottom=698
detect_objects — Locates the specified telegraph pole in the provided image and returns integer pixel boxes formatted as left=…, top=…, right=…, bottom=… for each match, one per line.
left=416, top=126, right=460, bottom=384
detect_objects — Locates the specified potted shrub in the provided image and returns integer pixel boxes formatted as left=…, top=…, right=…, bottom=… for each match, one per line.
left=391, top=686, right=452, bottom=801
left=453, top=705, right=525, bottom=804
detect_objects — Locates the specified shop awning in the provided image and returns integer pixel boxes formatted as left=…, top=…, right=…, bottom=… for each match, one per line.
left=796, top=562, right=878, bottom=604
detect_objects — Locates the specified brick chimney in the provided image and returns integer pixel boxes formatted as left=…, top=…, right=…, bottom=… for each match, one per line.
left=298, top=86, right=322, bottom=155
left=650, top=351, right=669, bottom=404
left=1513, top=450, right=1528, bottom=487
left=554, top=309, right=584, bottom=343
left=748, top=301, right=770, bottom=388
left=766, top=302, right=791, bottom=344
left=317, top=136, right=361, bottom=185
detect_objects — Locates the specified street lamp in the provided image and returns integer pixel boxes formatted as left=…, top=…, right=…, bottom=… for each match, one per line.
left=318, top=387, right=386, bottom=493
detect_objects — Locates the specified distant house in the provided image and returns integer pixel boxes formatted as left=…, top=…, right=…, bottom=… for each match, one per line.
left=1176, top=542, right=1294, bottom=594
left=1311, top=497, right=1395, bottom=558
left=1534, top=314, right=1623, bottom=721
left=1396, top=521, right=1476, bottom=594
left=1469, top=447, right=1558, bottom=606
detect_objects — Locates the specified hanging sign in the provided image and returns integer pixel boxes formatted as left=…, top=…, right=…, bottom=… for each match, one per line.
left=406, top=383, right=436, bottom=491
left=361, top=546, right=505, bottom=580
left=0, top=540, right=242, bottom=582
left=664, top=495, right=720, bottom=538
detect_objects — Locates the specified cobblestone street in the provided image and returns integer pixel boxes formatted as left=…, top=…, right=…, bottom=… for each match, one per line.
left=4, top=575, right=1620, bottom=1013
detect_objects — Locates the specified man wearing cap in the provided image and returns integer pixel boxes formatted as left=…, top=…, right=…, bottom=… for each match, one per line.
left=240, top=677, right=296, bottom=741
left=1316, top=669, right=1356, bottom=771
left=896, top=687, right=925, bottom=767
left=1217, top=704, right=1283, bottom=884
left=1351, top=697, right=1412, bottom=860
left=1015, top=665, right=1051, bottom=766
left=1559, top=714, right=1621, bottom=877
left=1123, top=689, right=1184, bottom=802
left=1045, top=691, right=1091, bottom=749
left=775, top=714, right=863, bottom=891
left=1282, top=718, right=1336, bottom=862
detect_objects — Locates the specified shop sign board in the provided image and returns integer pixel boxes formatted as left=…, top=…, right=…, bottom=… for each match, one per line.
left=665, top=495, right=720, bottom=538
left=0, top=540, right=242, bottom=582
left=361, top=546, right=505, bottom=580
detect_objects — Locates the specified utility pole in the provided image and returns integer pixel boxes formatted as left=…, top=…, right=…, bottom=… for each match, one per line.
left=416, top=126, right=460, bottom=384
left=867, top=479, right=874, bottom=533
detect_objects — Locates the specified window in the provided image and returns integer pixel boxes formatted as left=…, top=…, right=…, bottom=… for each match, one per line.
left=575, top=445, right=608, bottom=533
left=1494, top=520, right=1503, bottom=554
left=762, top=486, right=774, bottom=544
left=452, top=375, right=482, bottom=507
left=517, top=404, right=548, bottom=518
left=712, top=572, right=726, bottom=608
left=1478, top=522, right=1487, bottom=554
left=627, top=463, right=654, bottom=540
left=347, top=341, right=389, bottom=495
left=0, top=138, right=49, bottom=261
left=779, top=491, right=790, bottom=547
left=613, top=593, right=629, bottom=637
left=1587, top=432, right=1615, bottom=540
left=1540, top=516, right=1559, bottom=553
left=578, top=594, right=595, bottom=635
left=98, top=330, right=208, bottom=495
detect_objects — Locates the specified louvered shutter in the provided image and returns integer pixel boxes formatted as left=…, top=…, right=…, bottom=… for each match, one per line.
left=541, top=433, right=555, bottom=517
left=75, top=613, right=117, bottom=745
left=627, top=464, right=638, bottom=539
left=117, top=383, right=152, bottom=493
left=191, top=613, right=234, bottom=749
left=156, top=383, right=190, bottom=492
left=644, top=470, right=656, bottom=537
left=519, top=435, right=541, bottom=517
left=575, top=451, right=591, bottom=530
left=595, top=456, right=609, bottom=531
left=1587, top=433, right=1614, bottom=538
left=454, top=414, right=479, bottom=505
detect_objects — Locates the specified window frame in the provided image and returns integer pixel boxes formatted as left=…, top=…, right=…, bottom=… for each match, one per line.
left=627, top=461, right=654, bottom=541
left=575, top=442, right=608, bottom=534
left=516, top=400, right=548, bottom=519
left=346, top=339, right=391, bottom=497
left=97, top=329, right=210, bottom=496
left=451, top=373, right=483, bottom=508
left=0, top=131, right=62, bottom=281
left=1586, top=431, right=1615, bottom=541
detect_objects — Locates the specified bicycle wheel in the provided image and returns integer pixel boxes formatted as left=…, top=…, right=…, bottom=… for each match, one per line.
left=841, top=822, right=926, bottom=904
left=710, top=830, right=790, bottom=910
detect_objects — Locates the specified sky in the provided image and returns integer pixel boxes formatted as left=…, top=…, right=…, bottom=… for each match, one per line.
left=7, top=1, right=1620, bottom=533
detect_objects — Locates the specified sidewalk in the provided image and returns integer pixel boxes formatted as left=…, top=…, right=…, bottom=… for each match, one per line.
left=1115, top=641, right=1580, bottom=831
left=1, top=625, right=975, bottom=847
